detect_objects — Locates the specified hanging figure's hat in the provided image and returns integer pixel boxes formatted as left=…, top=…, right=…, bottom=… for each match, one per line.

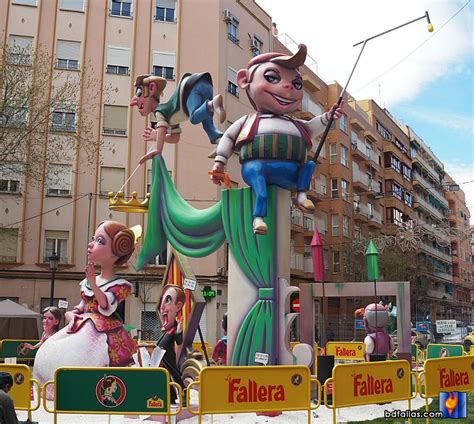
left=246, top=44, right=307, bottom=70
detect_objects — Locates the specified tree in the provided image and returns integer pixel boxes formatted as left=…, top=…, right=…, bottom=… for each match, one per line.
left=0, top=42, right=107, bottom=187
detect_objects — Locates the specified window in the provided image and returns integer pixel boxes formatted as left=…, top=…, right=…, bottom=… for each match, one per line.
left=44, top=230, right=69, bottom=263
left=227, top=17, right=239, bottom=44
left=329, top=143, right=337, bottom=164
left=51, top=110, right=75, bottom=132
left=106, top=46, right=130, bottom=75
left=354, top=226, right=361, bottom=240
left=391, top=181, right=402, bottom=200
left=404, top=191, right=413, bottom=207
left=338, top=115, right=346, bottom=132
left=386, top=207, right=403, bottom=226
left=147, top=168, right=171, bottom=193
left=55, top=40, right=80, bottom=70
left=375, top=120, right=391, bottom=140
left=2, top=103, right=28, bottom=127
left=340, top=145, right=348, bottom=166
left=155, top=246, right=168, bottom=266
left=394, top=137, right=408, bottom=154
left=0, top=228, right=19, bottom=263
left=47, top=164, right=72, bottom=196
left=155, top=0, right=175, bottom=22
left=0, top=163, right=22, bottom=194
left=13, top=0, right=36, bottom=5
left=331, top=214, right=339, bottom=236
left=331, top=178, right=338, bottom=199
left=40, top=297, right=67, bottom=311
left=321, top=211, right=328, bottom=232
left=110, top=0, right=132, bottom=17
left=319, top=174, right=327, bottom=195
left=59, top=0, right=84, bottom=11
left=100, top=166, right=125, bottom=196
left=365, top=141, right=372, bottom=159
left=152, top=51, right=175, bottom=80
left=402, top=163, right=411, bottom=180
left=341, top=179, right=349, bottom=200
left=384, top=152, right=401, bottom=173
left=250, top=35, right=263, bottom=56
left=332, top=251, right=340, bottom=273
left=368, top=202, right=374, bottom=218
left=103, top=105, right=128, bottom=135
left=343, top=215, right=350, bottom=237
left=8, top=35, right=33, bottom=65
left=227, top=67, right=238, bottom=97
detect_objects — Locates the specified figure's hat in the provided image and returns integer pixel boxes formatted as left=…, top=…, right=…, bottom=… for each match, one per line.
left=247, top=44, right=307, bottom=69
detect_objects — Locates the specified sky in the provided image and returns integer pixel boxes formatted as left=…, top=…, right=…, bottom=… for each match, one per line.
left=257, top=0, right=474, bottom=222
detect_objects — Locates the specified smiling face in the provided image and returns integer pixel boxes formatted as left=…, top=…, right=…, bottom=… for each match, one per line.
left=241, top=63, right=303, bottom=114
left=87, top=224, right=116, bottom=266
left=42, top=310, right=60, bottom=333
left=159, top=286, right=184, bottom=331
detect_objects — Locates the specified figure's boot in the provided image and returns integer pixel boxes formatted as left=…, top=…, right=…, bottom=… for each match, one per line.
left=294, top=191, right=314, bottom=213
left=252, top=217, right=268, bottom=235
left=207, top=94, right=226, bottom=123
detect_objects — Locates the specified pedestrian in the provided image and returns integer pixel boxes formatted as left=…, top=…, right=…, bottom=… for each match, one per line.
left=0, top=372, right=27, bottom=424
left=212, top=313, right=227, bottom=365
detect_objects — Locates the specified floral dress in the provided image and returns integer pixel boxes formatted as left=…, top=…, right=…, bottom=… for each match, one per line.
left=68, top=277, right=136, bottom=366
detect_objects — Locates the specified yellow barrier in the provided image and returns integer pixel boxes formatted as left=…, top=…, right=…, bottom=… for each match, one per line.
left=192, top=341, right=212, bottom=358
left=42, top=366, right=181, bottom=424
left=418, top=355, right=473, bottom=423
left=0, top=364, right=41, bottom=422
left=326, top=342, right=365, bottom=361
left=324, top=360, right=416, bottom=424
left=186, top=365, right=319, bottom=424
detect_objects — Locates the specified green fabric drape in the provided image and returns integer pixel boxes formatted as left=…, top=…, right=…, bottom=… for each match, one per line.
left=221, top=186, right=277, bottom=365
left=136, top=155, right=225, bottom=270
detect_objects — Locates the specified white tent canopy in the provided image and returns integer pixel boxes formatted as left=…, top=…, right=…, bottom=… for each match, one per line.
left=0, top=299, right=42, bottom=339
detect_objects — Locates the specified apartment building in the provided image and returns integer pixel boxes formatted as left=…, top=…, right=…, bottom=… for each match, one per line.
left=444, top=174, right=472, bottom=323
left=0, top=0, right=274, bottom=346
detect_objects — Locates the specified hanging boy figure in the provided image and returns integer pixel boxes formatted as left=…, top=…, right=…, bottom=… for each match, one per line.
left=211, top=44, right=343, bottom=235
left=130, top=73, right=226, bottom=164
left=156, top=285, right=186, bottom=404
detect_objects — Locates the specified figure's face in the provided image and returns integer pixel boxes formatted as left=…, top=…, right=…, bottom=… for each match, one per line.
left=246, top=63, right=303, bottom=114
left=159, top=287, right=182, bottom=331
left=42, top=311, right=59, bottom=332
left=87, top=224, right=115, bottom=265
left=130, top=85, right=158, bottom=117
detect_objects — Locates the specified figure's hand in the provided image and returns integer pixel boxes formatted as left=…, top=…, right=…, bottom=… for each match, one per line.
left=143, top=127, right=158, bottom=142
left=327, top=102, right=344, bottom=121
left=211, top=162, right=225, bottom=185
left=22, top=343, right=34, bottom=350
left=176, top=317, right=183, bottom=334
left=85, top=263, right=96, bottom=287
left=64, top=311, right=77, bottom=323
left=139, top=150, right=160, bottom=165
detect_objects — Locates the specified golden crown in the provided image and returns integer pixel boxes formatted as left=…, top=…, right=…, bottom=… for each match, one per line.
left=108, top=191, right=149, bottom=213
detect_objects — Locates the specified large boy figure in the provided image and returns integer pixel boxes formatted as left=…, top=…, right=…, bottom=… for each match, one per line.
left=211, top=45, right=342, bottom=234
left=130, top=73, right=226, bottom=163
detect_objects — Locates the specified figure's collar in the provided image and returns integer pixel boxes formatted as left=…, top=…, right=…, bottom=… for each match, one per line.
left=83, top=276, right=121, bottom=291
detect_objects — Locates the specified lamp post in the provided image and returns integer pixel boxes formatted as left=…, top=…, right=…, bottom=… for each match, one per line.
left=49, top=252, right=60, bottom=306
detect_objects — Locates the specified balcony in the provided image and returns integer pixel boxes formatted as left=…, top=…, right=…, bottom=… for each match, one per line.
left=350, top=138, right=368, bottom=161
left=426, top=289, right=452, bottom=300
left=411, top=150, right=442, bottom=184
left=291, top=206, right=303, bottom=230
left=420, top=241, right=451, bottom=262
left=350, top=117, right=365, bottom=132
left=352, top=168, right=371, bottom=191
left=303, top=214, right=315, bottom=235
left=353, top=203, right=368, bottom=222
left=414, top=196, right=444, bottom=220
left=304, top=253, right=313, bottom=273
left=433, top=270, right=453, bottom=283
left=368, top=209, right=383, bottom=228
left=291, top=252, right=304, bottom=271
left=315, top=217, right=327, bottom=234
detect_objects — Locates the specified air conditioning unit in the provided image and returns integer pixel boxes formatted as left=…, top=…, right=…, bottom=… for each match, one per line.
left=249, top=37, right=260, bottom=51
left=217, top=266, right=225, bottom=276
left=223, top=9, right=232, bottom=21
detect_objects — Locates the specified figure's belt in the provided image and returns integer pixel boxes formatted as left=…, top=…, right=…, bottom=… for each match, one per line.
left=259, top=287, right=274, bottom=300
left=239, top=134, right=307, bottom=164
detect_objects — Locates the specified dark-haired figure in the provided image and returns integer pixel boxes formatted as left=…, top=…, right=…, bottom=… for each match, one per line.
left=156, top=285, right=185, bottom=404
left=20, top=306, right=61, bottom=354
left=212, top=313, right=227, bottom=365
left=33, top=221, right=139, bottom=393
left=0, top=372, right=27, bottom=424
left=100, top=376, right=118, bottom=407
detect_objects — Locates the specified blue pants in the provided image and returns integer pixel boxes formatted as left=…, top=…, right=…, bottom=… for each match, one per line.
left=241, top=159, right=315, bottom=217
left=185, top=80, right=223, bottom=144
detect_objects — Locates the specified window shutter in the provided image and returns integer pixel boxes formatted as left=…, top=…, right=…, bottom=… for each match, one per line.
left=0, top=164, right=22, bottom=180
left=227, top=67, right=237, bottom=84
left=0, top=229, right=18, bottom=261
left=45, top=230, right=69, bottom=240
left=56, top=40, right=80, bottom=60
left=152, top=51, right=176, bottom=68
left=100, top=167, right=125, bottom=194
left=47, top=165, right=72, bottom=191
left=59, top=0, right=84, bottom=10
left=9, top=35, right=33, bottom=50
left=107, top=47, right=130, bottom=67
left=103, top=105, right=128, bottom=131
left=156, top=0, right=175, bottom=8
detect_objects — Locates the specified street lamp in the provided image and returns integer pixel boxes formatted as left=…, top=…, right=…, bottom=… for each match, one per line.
left=49, top=252, right=60, bottom=306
